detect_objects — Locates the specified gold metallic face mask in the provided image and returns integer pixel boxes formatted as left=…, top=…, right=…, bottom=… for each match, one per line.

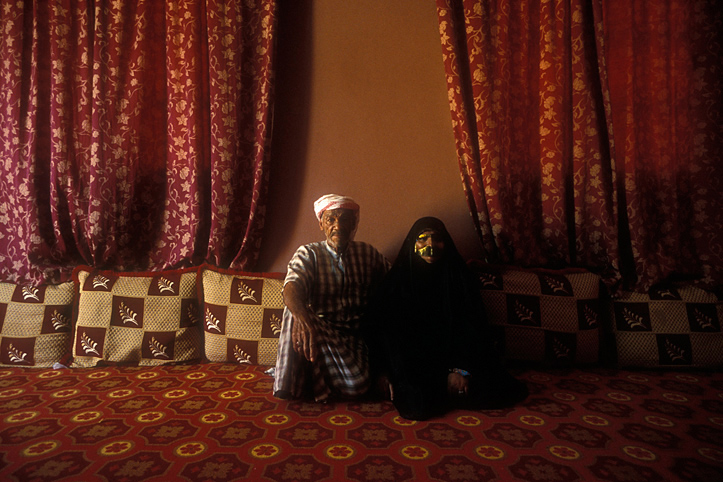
left=415, top=232, right=438, bottom=257
left=415, top=245, right=435, bottom=257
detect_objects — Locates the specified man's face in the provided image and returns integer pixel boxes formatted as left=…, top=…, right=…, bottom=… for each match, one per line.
left=319, top=208, right=357, bottom=252
left=414, top=229, right=444, bottom=263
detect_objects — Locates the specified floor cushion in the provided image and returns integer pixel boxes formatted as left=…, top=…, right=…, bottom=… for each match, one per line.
left=608, top=284, right=723, bottom=368
left=0, top=281, right=74, bottom=367
left=70, top=266, right=202, bottom=367
left=469, top=262, right=603, bottom=365
left=199, top=264, right=284, bottom=366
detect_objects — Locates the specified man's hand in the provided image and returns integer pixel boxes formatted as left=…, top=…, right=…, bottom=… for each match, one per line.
left=290, top=309, right=319, bottom=362
left=283, top=281, right=319, bottom=362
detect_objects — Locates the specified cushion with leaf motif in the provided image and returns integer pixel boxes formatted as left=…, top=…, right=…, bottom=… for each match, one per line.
left=199, top=264, right=284, bottom=366
left=70, top=266, right=202, bottom=367
left=608, top=284, right=723, bottom=368
left=469, top=261, right=603, bottom=365
left=0, top=281, right=74, bottom=367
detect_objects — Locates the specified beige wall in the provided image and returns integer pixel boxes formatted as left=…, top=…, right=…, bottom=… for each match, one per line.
left=256, top=0, right=484, bottom=272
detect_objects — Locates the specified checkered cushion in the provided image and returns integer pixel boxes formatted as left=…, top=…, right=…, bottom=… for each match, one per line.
left=199, top=265, right=284, bottom=366
left=608, top=285, right=723, bottom=368
left=469, top=262, right=603, bottom=365
left=0, top=281, right=74, bottom=367
left=70, top=266, right=202, bottom=367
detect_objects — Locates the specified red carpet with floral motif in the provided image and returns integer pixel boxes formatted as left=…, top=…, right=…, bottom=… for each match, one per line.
left=0, top=364, right=722, bottom=481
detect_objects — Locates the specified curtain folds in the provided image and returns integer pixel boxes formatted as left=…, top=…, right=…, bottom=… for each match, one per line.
left=602, top=0, right=723, bottom=290
left=0, top=0, right=277, bottom=284
left=436, top=0, right=722, bottom=291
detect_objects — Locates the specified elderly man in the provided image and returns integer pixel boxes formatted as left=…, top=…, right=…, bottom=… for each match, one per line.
left=273, top=194, right=389, bottom=402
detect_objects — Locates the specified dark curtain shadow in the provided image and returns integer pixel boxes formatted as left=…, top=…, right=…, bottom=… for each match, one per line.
left=255, top=0, right=313, bottom=271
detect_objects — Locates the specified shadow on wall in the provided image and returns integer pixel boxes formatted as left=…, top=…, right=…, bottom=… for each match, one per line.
left=257, top=0, right=314, bottom=271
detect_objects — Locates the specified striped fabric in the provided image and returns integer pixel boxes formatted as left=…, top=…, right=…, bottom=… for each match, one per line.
left=274, top=241, right=388, bottom=401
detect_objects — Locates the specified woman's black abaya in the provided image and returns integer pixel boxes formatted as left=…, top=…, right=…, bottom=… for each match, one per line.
left=366, top=217, right=528, bottom=420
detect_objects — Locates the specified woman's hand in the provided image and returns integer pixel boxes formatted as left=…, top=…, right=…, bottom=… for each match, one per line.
left=448, top=371, right=469, bottom=397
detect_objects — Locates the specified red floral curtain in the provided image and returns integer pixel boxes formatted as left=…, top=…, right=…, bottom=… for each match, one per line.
left=0, top=0, right=277, bottom=285
left=602, top=1, right=723, bottom=290
left=436, top=0, right=722, bottom=291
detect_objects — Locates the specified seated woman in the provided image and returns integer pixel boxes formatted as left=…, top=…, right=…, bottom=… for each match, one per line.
left=366, top=217, right=528, bottom=420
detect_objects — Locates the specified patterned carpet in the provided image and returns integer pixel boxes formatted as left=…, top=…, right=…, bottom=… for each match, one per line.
left=0, top=363, right=722, bottom=482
